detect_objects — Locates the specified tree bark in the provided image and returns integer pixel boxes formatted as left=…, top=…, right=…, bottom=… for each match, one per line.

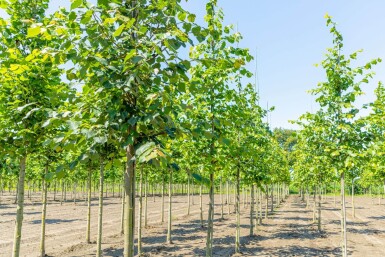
left=96, top=159, right=105, bottom=257
left=167, top=169, right=173, bottom=244
left=205, top=173, right=214, bottom=257
left=124, top=144, right=135, bottom=257
left=235, top=167, right=240, bottom=253
left=249, top=184, right=255, bottom=236
left=86, top=166, right=92, bottom=243
left=340, top=173, right=347, bottom=257
left=40, top=163, right=48, bottom=257
left=137, top=167, right=143, bottom=255
left=12, top=156, right=27, bottom=257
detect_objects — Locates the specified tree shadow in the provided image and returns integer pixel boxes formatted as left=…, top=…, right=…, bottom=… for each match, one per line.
left=30, top=218, right=80, bottom=224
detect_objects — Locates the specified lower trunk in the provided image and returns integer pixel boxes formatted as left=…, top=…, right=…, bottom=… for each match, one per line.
left=86, top=167, right=92, bottom=243
left=340, top=173, right=347, bottom=257
left=167, top=169, right=173, bottom=244
left=220, top=178, right=224, bottom=220
left=96, top=160, right=105, bottom=257
left=235, top=167, right=241, bottom=253
left=123, top=144, right=135, bottom=257
left=264, top=186, right=268, bottom=219
left=137, top=167, right=143, bottom=255
left=205, top=173, right=214, bottom=257
left=249, top=185, right=255, bottom=236
left=144, top=173, right=148, bottom=228
left=318, top=185, right=321, bottom=232
left=12, top=156, right=27, bottom=257
left=161, top=176, right=165, bottom=223
left=352, top=180, right=355, bottom=219
left=40, top=163, right=49, bottom=257
left=226, top=181, right=230, bottom=215
left=313, top=187, right=316, bottom=223
left=187, top=173, right=190, bottom=216
left=120, top=189, right=124, bottom=235
left=200, top=184, right=203, bottom=228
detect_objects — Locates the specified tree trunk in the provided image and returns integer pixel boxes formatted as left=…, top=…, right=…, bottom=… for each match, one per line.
left=86, top=167, right=92, bottom=243
left=161, top=176, right=165, bottom=223
left=318, top=185, right=321, bottom=232
left=334, top=182, right=337, bottom=207
left=144, top=172, right=148, bottom=228
left=270, top=184, right=274, bottom=213
left=124, top=143, right=135, bottom=257
left=220, top=177, right=224, bottom=220
left=96, top=160, right=105, bottom=257
left=226, top=181, right=230, bottom=215
left=205, top=173, right=214, bottom=257
left=167, top=169, right=173, bottom=244
left=264, top=186, right=268, bottom=219
left=352, top=180, right=355, bottom=219
left=340, top=173, right=347, bottom=257
left=313, top=187, right=316, bottom=223
left=120, top=188, right=124, bottom=235
left=40, top=163, right=48, bottom=257
left=235, top=167, right=240, bottom=253
left=12, top=155, right=27, bottom=257
left=187, top=173, right=190, bottom=216
left=200, top=184, right=203, bottom=228
left=249, top=184, right=255, bottom=236
left=137, top=167, right=143, bottom=255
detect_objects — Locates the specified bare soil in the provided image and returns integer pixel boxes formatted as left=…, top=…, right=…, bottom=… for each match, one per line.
left=1, top=192, right=385, bottom=256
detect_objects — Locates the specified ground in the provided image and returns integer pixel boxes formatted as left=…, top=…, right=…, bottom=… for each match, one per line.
left=1, top=192, right=385, bottom=256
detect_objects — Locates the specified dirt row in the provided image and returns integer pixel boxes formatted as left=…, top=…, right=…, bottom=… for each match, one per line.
left=1, top=193, right=385, bottom=256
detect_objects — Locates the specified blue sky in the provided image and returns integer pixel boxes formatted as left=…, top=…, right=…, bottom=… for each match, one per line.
left=2, top=1, right=385, bottom=129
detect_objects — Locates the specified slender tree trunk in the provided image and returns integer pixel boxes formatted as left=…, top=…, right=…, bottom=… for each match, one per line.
left=167, top=169, right=173, bottom=244
left=200, top=184, right=203, bottom=228
left=264, top=186, right=268, bottom=219
left=53, top=180, right=57, bottom=202
left=96, top=160, right=105, bottom=257
left=235, top=167, right=241, bottom=253
left=124, top=143, right=135, bottom=257
left=226, top=181, right=230, bottom=215
left=12, top=156, right=27, bottom=257
left=313, top=187, right=316, bottom=223
left=220, top=177, right=224, bottom=220
left=352, top=180, right=355, bottom=219
left=137, top=167, right=143, bottom=256
left=73, top=182, right=76, bottom=205
left=161, top=176, right=165, bottom=223
left=187, top=172, right=190, bottom=216
left=270, top=184, right=274, bottom=213
left=249, top=184, right=255, bottom=236
left=334, top=182, right=337, bottom=207
left=318, top=185, right=321, bottom=232
left=206, top=173, right=214, bottom=257
left=86, top=167, right=92, bottom=243
left=341, top=173, right=347, bottom=257
left=120, top=188, right=124, bottom=235
left=40, top=163, right=49, bottom=257
left=144, top=172, right=148, bottom=228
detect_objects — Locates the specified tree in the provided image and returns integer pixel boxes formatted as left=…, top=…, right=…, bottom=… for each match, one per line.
left=295, top=15, right=381, bottom=256
left=0, top=1, right=70, bottom=256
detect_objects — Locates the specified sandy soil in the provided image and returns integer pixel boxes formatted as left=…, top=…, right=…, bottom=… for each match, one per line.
left=1, top=192, right=385, bottom=256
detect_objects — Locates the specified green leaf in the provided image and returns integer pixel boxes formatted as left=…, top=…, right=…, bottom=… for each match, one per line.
left=187, top=14, right=196, bottom=22
left=71, top=0, right=83, bottom=10
left=124, top=49, right=136, bottom=63
left=192, top=173, right=210, bottom=188
left=178, top=12, right=186, bottom=21
left=113, top=24, right=125, bottom=37
left=27, top=27, right=41, bottom=38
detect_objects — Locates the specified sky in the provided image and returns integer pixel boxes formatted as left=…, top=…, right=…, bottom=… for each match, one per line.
left=2, top=1, right=385, bottom=129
